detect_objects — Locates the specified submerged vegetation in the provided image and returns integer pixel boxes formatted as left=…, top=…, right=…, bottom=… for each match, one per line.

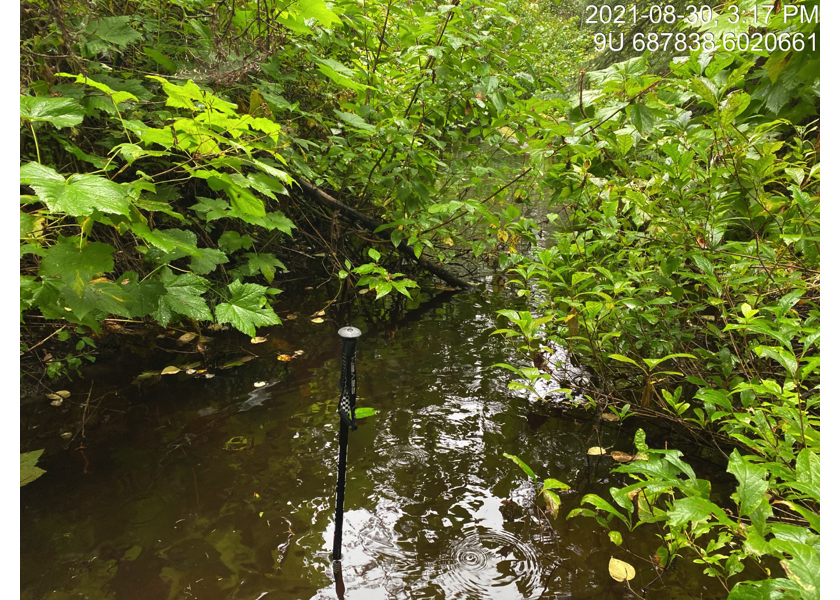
left=21, top=0, right=818, bottom=597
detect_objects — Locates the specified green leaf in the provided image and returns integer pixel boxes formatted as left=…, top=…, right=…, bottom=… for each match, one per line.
left=21, top=163, right=130, bottom=216
left=626, top=104, right=656, bottom=134
left=153, top=269, right=212, bottom=325
left=315, top=58, right=368, bottom=91
left=40, top=241, right=115, bottom=296
left=608, top=531, right=623, bottom=546
left=21, top=449, right=46, bottom=487
left=215, top=281, right=281, bottom=337
left=143, top=47, right=177, bottom=73
left=608, top=354, right=641, bottom=369
left=191, top=248, right=229, bottom=276
left=87, top=16, right=143, bottom=46
left=335, top=110, right=376, bottom=133
left=354, top=407, right=377, bottom=419
left=218, top=231, right=254, bottom=253
left=543, top=478, right=570, bottom=492
left=727, top=450, right=768, bottom=517
left=503, top=453, right=537, bottom=481
left=243, top=252, right=286, bottom=284
left=667, top=497, right=717, bottom=528
left=20, top=96, right=85, bottom=128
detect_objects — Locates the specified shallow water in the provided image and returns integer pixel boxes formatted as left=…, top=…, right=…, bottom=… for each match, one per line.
left=21, top=287, right=727, bottom=600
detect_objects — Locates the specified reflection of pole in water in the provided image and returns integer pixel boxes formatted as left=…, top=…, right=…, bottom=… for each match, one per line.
left=333, top=326, right=362, bottom=572
left=333, top=560, right=346, bottom=600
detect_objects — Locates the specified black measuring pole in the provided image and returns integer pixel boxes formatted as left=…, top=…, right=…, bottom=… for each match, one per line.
left=333, top=326, right=361, bottom=566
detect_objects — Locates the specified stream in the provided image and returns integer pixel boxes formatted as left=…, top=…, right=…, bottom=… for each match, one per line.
left=21, top=281, right=726, bottom=600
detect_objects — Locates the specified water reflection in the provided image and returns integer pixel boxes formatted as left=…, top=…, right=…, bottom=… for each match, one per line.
left=21, top=288, right=725, bottom=600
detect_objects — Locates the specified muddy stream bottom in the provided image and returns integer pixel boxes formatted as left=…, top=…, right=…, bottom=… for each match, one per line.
left=22, top=288, right=727, bottom=600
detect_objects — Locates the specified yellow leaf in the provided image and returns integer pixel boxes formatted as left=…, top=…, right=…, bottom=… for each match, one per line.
left=609, top=557, right=636, bottom=582
left=254, top=381, right=266, bottom=388
left=250, top=336, right=268, bottom=344
left=311, top=318, right=325, bottom=324
left=285, top=314, right=297, bottom=320
left=312, top=310, right=326, bottom=317
left=610, top=451, right=635, bottom=463
left=277, top=354, right=292, bottom=362
left=443, top=237, right=454, bottom=246
left=55, top=390, right=71, bottom=398
left=601, top=412, right=619, bottom=422
left=161, top=366, right=180, bottom=375
left=587, top=446, right=607, bottom=455
left=177, top=332, right=197, bottom=344
left=293, top=350, right=304, bottom=356
left=497, top=230, right=510, bottom=243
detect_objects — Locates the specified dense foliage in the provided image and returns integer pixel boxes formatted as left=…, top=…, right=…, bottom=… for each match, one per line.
left=21, top=0, right=818, bottom=597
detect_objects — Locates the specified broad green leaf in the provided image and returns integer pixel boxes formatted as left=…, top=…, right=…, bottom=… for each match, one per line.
left=543, top=478, right=570, bottom=492
left=215, top=280, right=281, bottom=337
left=40, top=241, right=115, bottom=296
left=87, top=16, right=143, bottom=46
left=315, top=58, right=368, bottom=91
left=191, top=248, right=229, bottom=275
left=667, top=497, right=717, bottom=528
left=608, top=354, right=640, bottom=369
left=727, top=450, right=768, bottom=517
left=335, top=110, right=376, bottom=133
left=626, top=104, right=656, bottom=134
left=21, top=163, right=130, bottom=216
left=153, top=269, right=212, bottom=325
left=20, top=96, right=85, bottom=128
left=354, top=407, right=377, bottom=419
left=21, top=449, right=46, bottom=486
left=243, top=252, right=286, bottom=283
left=142, top=47, right=176, bottom=73
left=503, top=453, right=537, bottom=481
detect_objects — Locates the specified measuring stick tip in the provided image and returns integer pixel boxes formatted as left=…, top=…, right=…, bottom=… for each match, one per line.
left=337, top=326, right=362, bottom=339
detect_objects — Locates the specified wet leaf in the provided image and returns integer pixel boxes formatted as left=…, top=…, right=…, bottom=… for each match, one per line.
left=611, top=451, right=635, bottom=463
left=177, top=332, right=197, bottom=344
left=161, top=366, right=180, bottom=375
left=609, top=531, right=623, bottom=546
left=503, top=453, right=538, bottom=481
left=250, top=336, right=268, bottom=344
left=354, top=407, right=377, bottom=419
left=204, top=373, right=215, bottom=379
left=277, top=354, right=292, bottom=362
left=60, top=432, right=73, bottom=440
left=50, top=399, right=63, bottom=407
left=285, top=314, right=297, bottom=320
left=587, top=446, right=607, bottom=455
left=304, top=286, right=313, bottom=290
left=254, top=381, right=267, bottom=387
left=601, top=412, right=619, bottom=422
left=55, top=390, right=71, bottom=398
left=543, top=489, right=561, bottom=518
left=294, top=350, right=304, bottom=356
left=186, top=368, right=197, bottom=375
left=311, top=318, right=325, bottom=323
left=312, top=309, right=326, bottom=317
left=609, top=557, right=636, bottom=582
left=20, top=449, right=46, bottom=487
left=543, top=478, right=571, bottom=492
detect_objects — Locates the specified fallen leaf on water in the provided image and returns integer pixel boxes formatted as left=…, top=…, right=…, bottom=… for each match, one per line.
left=186, top=369, right=196, bottom=375
left=254, top=381, right=267, bottom=388
left=601, top=412, right=619, bottom=422
left=161, top=366, right=181, bottom=375
left=311, top=318, right=324, bottom=324
left=251, top=336, right=268, bottom=344
left=312, top=309, right=326, bottom=317
left=609, top=557, right=636, bottom=582
left=610, top=451, right=635, bottom=463
left=358, top=288, right=371, bottom=295
left=60, top=432, right=72, bottom=440
left=293, top=350, right=304, bottom=356
left=304, top=286, right=313, bottom=290
left=204, top=373, right=215, bottom=379
left=587, top=446, right=607, bottom=455
left=277, top=354, right=292, bottom=362
left=177, top=332, right=197, bottom=344
left=56, top=390, right=71, bottom=398
left=285, top=314, right=297, bottom=320
left=50, top=399, right=63, bottom=407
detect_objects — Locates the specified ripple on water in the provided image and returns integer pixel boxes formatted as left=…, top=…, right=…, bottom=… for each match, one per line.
left=435, top=529, right=543, bottom=599
left=380, top=445, right=430, bottom=470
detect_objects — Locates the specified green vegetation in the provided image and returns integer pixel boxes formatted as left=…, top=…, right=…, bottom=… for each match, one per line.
left=21, top=0, right=818, bottom=597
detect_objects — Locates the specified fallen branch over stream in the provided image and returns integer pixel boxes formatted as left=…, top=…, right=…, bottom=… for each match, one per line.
left=294, top=177, right=476, bottom=289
